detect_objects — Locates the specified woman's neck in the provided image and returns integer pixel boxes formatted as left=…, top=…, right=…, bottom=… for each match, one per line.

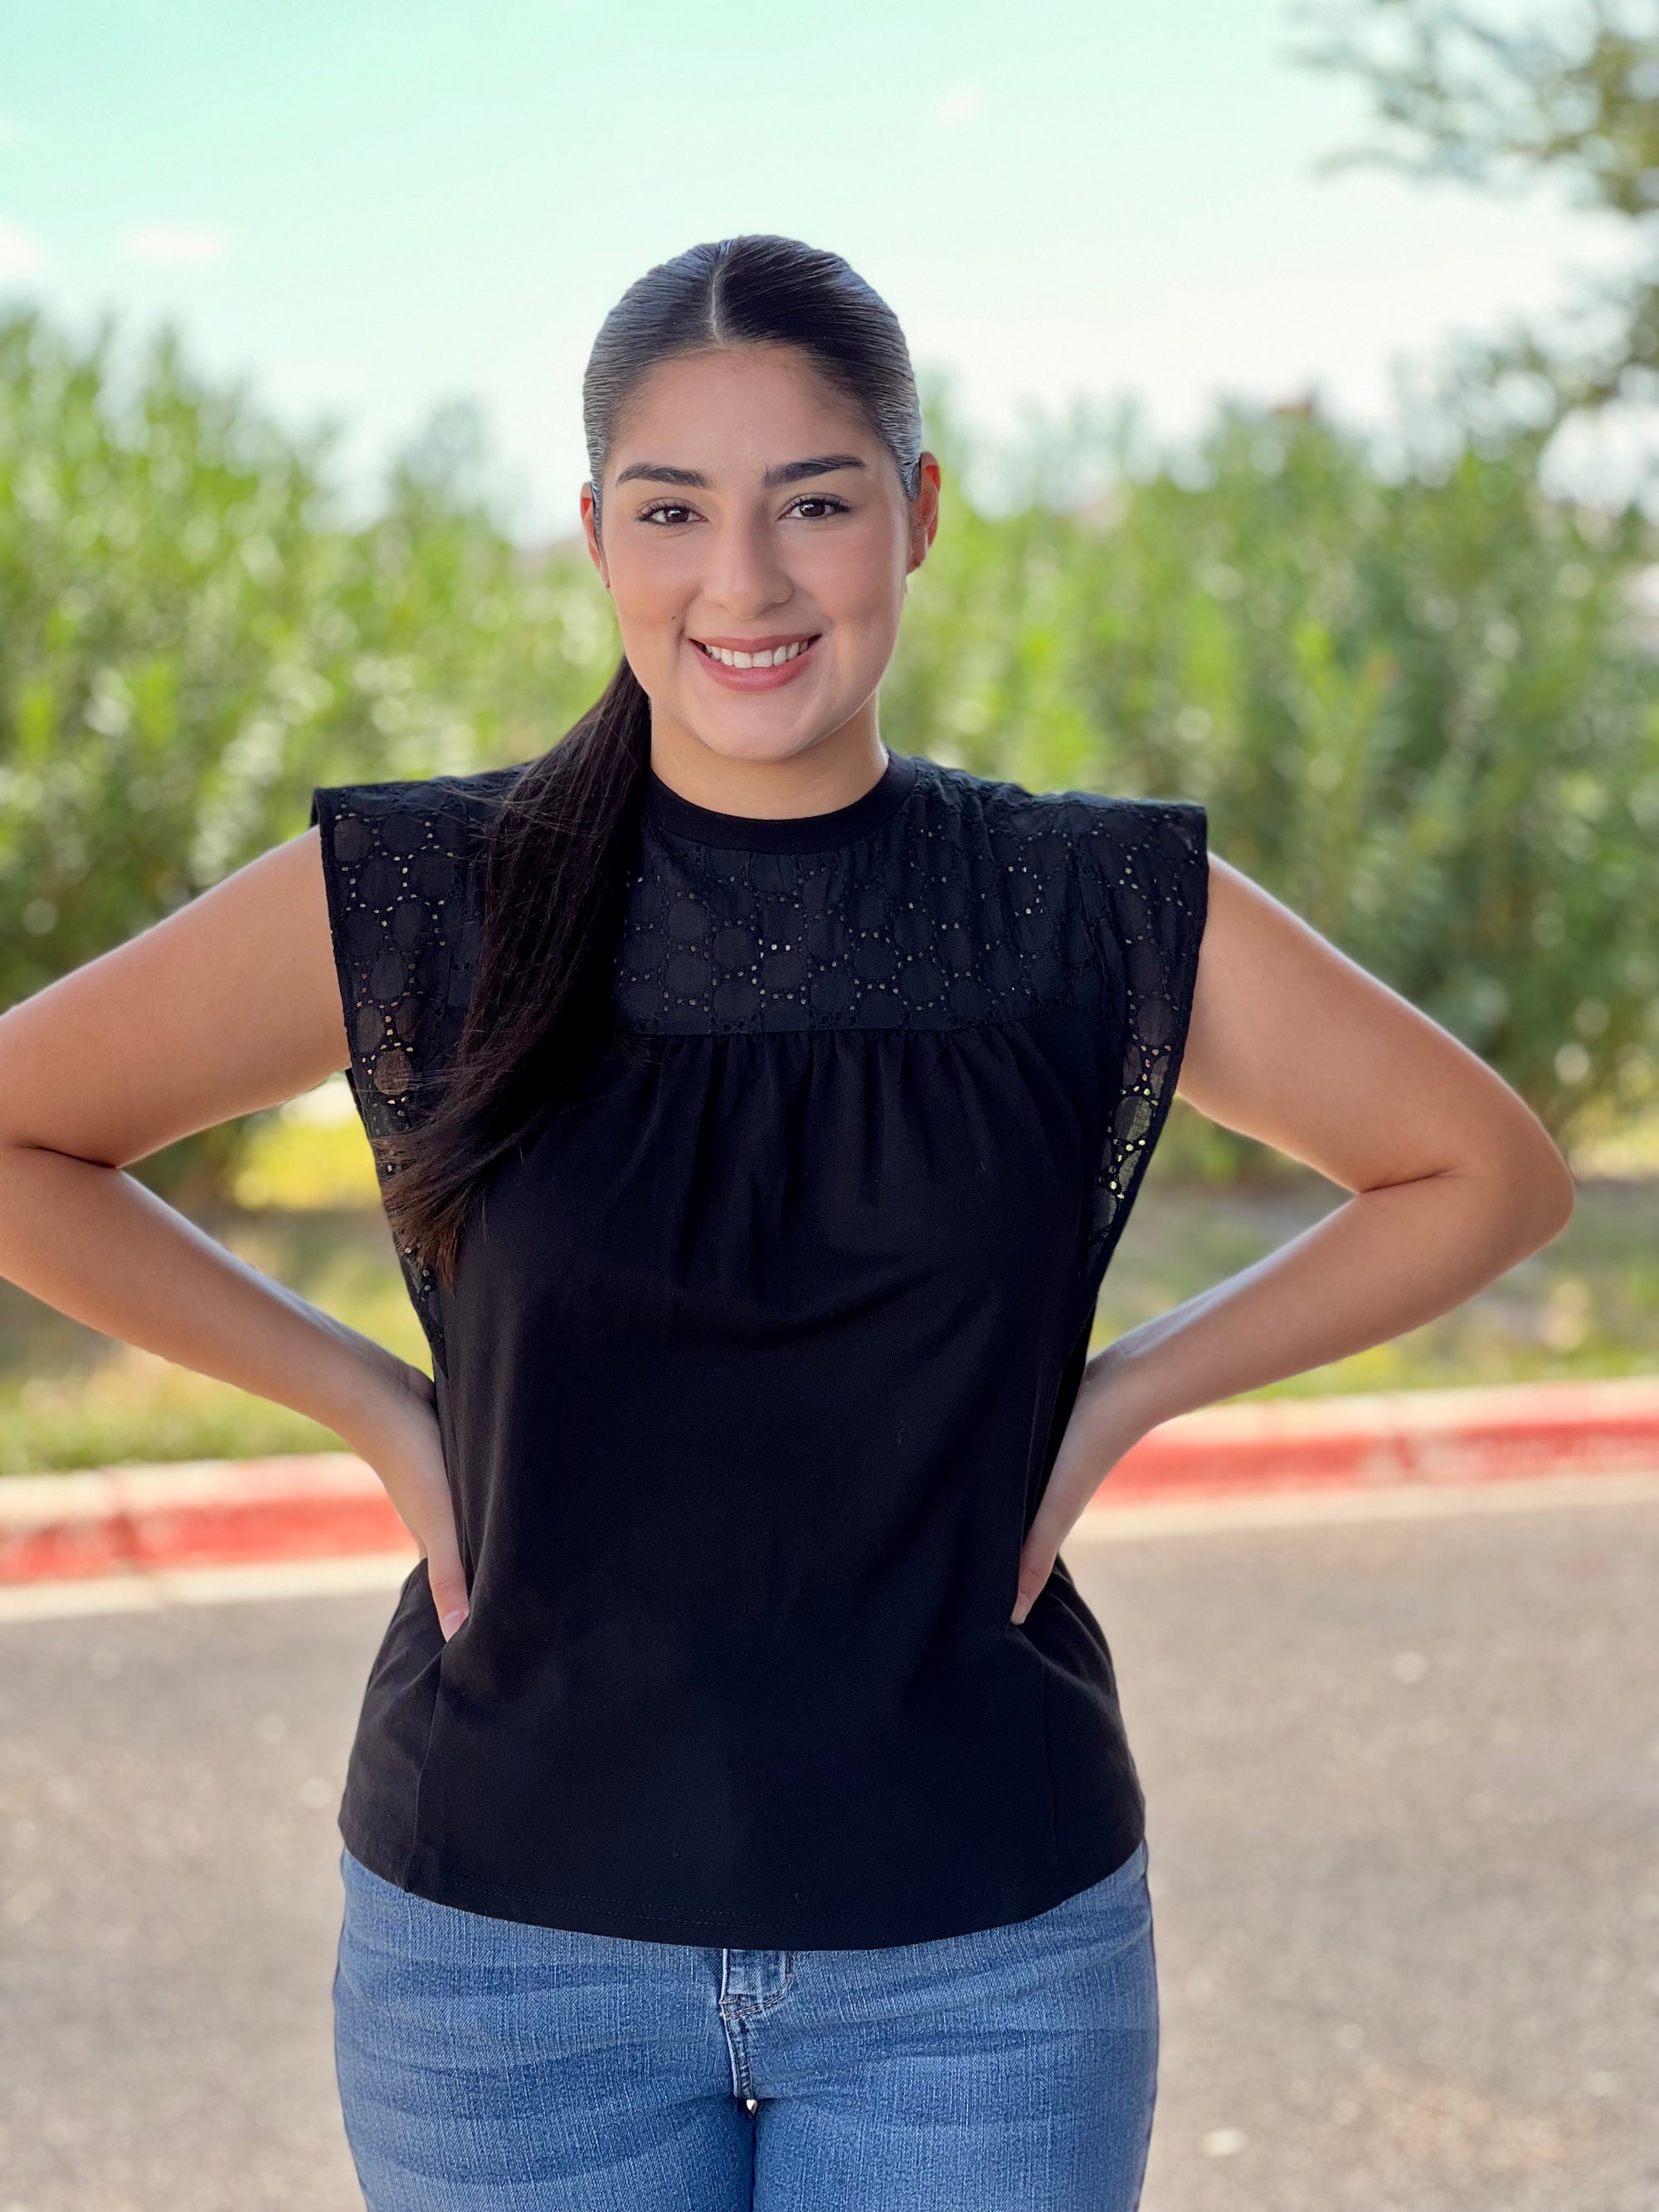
left=646, top=706, right=888, bottom=821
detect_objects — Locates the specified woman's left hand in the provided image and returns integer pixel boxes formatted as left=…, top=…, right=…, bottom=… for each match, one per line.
left=1011, top=1351, right=1146, bottom=1624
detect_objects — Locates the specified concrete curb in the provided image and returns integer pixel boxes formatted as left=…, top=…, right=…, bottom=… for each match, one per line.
left=2, top=1375, right=1656, bottom=1587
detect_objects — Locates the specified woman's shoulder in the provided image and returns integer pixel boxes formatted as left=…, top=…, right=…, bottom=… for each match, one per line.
left=305, top=766, right=524, bottom=1038
left=909, top=754, right=1207, bottom=870
left=309, top=761, right=524, bottom=850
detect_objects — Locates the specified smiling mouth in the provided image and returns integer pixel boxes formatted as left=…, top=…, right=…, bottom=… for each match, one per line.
left=691, top=634, right=820, bottom=670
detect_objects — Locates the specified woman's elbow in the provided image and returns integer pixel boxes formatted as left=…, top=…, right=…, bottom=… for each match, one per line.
left=1489, top=1107, right=1576, bottom=1260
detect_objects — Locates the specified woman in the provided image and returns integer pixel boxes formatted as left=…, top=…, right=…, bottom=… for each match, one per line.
left=0, top=236, right=1574, bottom=2210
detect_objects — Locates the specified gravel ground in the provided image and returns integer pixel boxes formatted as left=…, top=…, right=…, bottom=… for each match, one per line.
left=1, top=1492, right=1655, bottom=2212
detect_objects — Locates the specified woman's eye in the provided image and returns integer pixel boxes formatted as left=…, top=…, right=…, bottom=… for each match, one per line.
left=636, top=494, right=848, bottom=526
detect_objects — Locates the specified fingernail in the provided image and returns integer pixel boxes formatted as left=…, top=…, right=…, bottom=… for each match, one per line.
left=440, top=1607, right=469, bottom=1638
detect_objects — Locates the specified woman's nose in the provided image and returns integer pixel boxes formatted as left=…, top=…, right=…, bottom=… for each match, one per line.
left=701, top=516, right=791, bottom=616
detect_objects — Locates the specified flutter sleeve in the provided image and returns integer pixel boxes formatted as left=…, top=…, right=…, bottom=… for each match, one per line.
left=307, top=773, right=500, bottom=1366
left=1074, top=795, right=1209, bottom=1296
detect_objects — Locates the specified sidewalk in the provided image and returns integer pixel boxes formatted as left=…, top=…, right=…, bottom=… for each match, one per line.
left=3, top=1374, right=1657, bottom=1587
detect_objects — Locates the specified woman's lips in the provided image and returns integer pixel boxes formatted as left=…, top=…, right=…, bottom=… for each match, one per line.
left=688, top=632, right=821, bottom=692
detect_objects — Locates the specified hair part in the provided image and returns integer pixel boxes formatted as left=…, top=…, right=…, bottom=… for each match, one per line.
left=377, top=236, right=924, bottom=1284
left=583, top=235, right=925, bottom=527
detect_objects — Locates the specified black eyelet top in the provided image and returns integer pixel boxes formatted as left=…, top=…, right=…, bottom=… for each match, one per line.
left=309, top=747, right=1208, bottom=1948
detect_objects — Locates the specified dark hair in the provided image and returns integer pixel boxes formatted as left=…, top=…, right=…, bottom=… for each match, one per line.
left=377, top=235, right=925, bottom=1284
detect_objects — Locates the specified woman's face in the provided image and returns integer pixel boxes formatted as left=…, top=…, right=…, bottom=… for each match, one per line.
left=582, top=344, right=940, bottom=774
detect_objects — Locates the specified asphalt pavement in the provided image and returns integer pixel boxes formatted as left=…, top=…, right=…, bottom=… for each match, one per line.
left=1, top=1487, right=1655, bottom=2212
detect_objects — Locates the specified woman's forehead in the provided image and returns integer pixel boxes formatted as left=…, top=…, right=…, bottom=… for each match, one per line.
left=609, top=347, right=877, bottom=466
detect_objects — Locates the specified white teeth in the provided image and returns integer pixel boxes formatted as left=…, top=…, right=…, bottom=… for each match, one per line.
left=700, top=640, right=810, bottom=668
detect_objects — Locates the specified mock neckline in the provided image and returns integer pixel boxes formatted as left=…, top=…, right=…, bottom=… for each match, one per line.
left=645, top=749, right=918, bottom=853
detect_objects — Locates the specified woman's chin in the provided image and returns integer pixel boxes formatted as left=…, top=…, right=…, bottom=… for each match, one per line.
left=676, top=717, right=838, bottom=770
left=660, top=690, right=859, bottom=765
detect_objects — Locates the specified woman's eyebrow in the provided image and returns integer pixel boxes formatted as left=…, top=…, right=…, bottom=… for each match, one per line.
left=614, top=462, right=708, bottom=488
left=762, top=455, right=867, bottom=488
left=611, top=455, right=868, bottom=490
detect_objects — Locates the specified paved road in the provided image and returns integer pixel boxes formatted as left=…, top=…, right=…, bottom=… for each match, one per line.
left=1, top=1490, right=1655, bottom=2212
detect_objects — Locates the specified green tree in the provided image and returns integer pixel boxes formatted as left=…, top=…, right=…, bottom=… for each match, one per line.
left=0, top=309, right=615, bottom=1199
left=1296, top=0, right=1659, bottom=428
left=891, top=396, right=1659, bottom=1147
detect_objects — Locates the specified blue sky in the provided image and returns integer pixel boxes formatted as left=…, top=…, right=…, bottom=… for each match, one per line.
left=0, top=0, right=1628, bottom=536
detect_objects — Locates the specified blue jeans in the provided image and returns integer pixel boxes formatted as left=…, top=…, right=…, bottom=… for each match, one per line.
left=333, top=1840, right=1160, bottom=2210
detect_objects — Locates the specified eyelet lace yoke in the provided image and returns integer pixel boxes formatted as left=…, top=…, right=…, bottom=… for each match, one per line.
left=310, top=755, right=1208, bottom=1369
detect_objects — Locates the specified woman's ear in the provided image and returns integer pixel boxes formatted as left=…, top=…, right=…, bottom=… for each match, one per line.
left=907, top=454, right=942, bottom=575
left=581, top=483, right=611, bottom=590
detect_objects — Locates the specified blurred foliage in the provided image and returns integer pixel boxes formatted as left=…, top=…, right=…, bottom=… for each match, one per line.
left=0, top=1201, right=428, bottom=1471
left=1296, top=0, right=1659, bottom=430
left=892, top=389, right=1659, bottom=1153
left=2, top=305, right=1658, bottom=1208
left=0, top=310, right=616, bottom=1199
left=1089, top=1146, right=1659, bottom=1388
left=229, top=1075, right=382, bottom=1210
left=0, top=1344, right=341, bottom=1474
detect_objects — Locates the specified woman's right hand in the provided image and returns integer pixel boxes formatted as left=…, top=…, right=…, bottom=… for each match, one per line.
left=352, top=1351, right=470, bottom=1639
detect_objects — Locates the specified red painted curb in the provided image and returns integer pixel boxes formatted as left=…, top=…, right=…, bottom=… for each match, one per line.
left=0, top=1456, right=411, bottom=1586
left=1, top=1377, right=1656, bottom=1586
left=1097, top=1375, right=1659, bottom=1503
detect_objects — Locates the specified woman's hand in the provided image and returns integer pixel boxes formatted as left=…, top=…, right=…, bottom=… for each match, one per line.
left=1012, top=1349, right=1146, bottom=1624
left=348, top=1349, right=469, bottom=1640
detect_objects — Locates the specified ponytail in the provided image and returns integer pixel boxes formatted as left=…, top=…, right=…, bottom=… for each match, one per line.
left=377, top=657, right=651, bottom=1284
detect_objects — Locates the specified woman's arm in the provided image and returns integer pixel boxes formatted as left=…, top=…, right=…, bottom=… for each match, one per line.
left=1014, top=852, right=1577, bottom=1622
left=0, top=829, right=469, bottom=1636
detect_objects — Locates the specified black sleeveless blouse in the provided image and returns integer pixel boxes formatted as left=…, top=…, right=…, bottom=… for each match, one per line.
left=309, top=747, right=1208, bottom=1948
